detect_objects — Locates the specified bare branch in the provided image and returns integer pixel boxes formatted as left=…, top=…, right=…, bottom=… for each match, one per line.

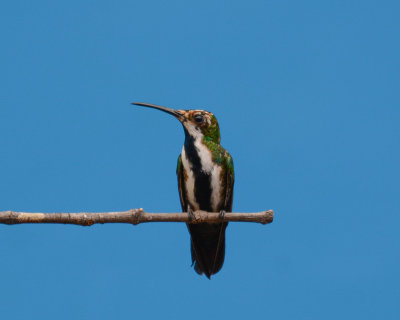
left=0, top=209, right=274, bottom=226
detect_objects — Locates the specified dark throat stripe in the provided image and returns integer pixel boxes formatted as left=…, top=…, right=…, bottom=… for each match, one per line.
left=184, top=132, right=213, bottom=212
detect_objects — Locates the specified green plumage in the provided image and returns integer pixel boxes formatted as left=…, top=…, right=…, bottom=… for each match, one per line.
left=132, top=102, right=234, bottom=278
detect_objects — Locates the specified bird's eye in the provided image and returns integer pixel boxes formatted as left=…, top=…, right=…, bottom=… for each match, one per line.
left=194, top=114, right=204, bottom=123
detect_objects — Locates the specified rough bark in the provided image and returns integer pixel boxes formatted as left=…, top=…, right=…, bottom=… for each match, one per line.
left=0, top=209, right=274, bottom=226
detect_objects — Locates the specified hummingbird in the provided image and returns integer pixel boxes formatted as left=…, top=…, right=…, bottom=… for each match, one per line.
left=132, top=102, right=234, bottom=279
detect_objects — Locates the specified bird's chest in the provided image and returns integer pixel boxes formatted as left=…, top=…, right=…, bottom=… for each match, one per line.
left=181, top=140, right=223, bottom=212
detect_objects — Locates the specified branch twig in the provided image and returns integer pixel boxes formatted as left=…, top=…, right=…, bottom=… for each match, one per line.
left=0, top=209, right=274, bottom=226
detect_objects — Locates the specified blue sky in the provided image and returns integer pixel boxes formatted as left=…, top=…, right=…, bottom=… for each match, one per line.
left=1, top=1, right=399, bottom=319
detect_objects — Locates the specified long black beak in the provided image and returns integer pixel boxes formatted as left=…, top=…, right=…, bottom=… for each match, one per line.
left=132, top=102, right=183, bottom=119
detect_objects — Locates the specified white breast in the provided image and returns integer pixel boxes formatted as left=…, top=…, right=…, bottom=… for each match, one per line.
left=181, top=141, right=222, bottom=212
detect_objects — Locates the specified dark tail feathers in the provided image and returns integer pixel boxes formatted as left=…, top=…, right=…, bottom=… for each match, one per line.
left=189, top=222, right=228, bottom=279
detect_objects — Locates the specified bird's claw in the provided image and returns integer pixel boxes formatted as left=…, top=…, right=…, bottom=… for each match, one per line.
left=188, top=206, right=195, bottom=222
left=219, top=210, right=226, bottom=222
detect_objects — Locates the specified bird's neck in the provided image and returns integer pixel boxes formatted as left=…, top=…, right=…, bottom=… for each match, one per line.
left=183, top=131, right=216, bottom=174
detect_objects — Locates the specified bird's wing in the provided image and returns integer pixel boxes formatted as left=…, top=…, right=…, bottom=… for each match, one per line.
left=176, top=154, right=187, bottom=212
left=177, top=154, right=202, bottom=270
left=224, top=152, right=235, bottom=212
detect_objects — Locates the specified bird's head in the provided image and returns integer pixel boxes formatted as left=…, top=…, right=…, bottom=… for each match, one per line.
left=132, top=102, right=221, bottom=143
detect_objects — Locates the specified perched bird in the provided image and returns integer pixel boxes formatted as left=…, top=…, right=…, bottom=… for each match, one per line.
left=133, top=102, right=234, bottom=278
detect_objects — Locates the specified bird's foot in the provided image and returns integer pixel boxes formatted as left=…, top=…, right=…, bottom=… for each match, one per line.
left=187, top=206, right=195, bottom=223
left=219, top=210, right=226, bottom=222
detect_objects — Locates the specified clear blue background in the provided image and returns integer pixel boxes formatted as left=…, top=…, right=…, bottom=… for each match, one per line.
left=1, top=1, right=399, bottom=319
